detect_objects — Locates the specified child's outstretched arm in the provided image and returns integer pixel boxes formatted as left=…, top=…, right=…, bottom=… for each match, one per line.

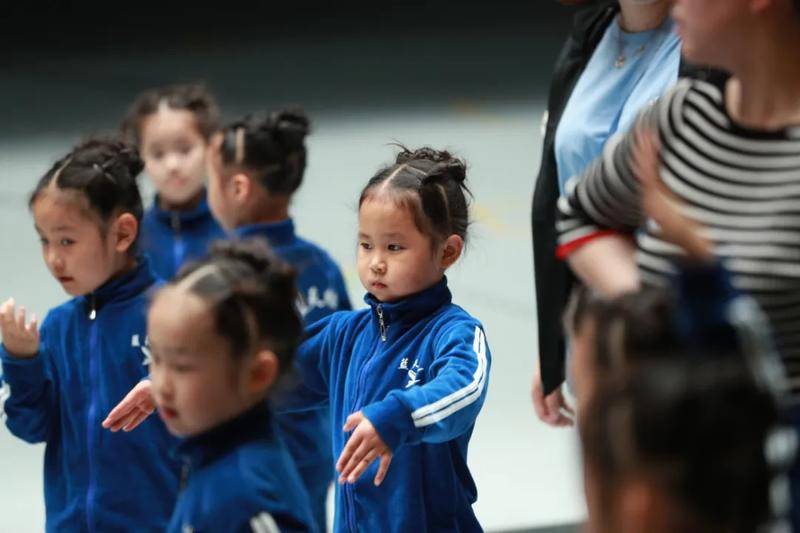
left=338, top=320, right=490, bottom=484
left=273, top=313, right=340, bottom=414
left=0, top=298, right=57, bottom=443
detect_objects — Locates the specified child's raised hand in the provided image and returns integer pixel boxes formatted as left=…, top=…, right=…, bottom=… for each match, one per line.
left=336, top=411, right=393, bottom=487
left=0, top=298, right=40, bottom=358
left=102, top=380, right=155, bottom=432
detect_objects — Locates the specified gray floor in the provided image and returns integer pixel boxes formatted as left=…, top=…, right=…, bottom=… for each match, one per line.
left=0, top=16, right=586, bottom=532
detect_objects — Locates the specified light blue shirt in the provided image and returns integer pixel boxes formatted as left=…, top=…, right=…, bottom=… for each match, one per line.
left=554, top=17, right=681, bottom=195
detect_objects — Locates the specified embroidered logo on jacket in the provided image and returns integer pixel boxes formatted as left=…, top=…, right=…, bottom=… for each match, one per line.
left=131, top=334, right=151, bottom=366
left=399, top=358, right=424, bottom=388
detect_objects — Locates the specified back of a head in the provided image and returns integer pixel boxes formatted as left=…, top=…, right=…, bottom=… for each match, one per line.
left=173, top=238, right=303, bottom=377
left=359, top=145, right=472, bottom=246
left=217, top=108, right=311, bottom=196
left=581, top=359, right=784, bottom=533
left=30, top=137, right=145, bottom=240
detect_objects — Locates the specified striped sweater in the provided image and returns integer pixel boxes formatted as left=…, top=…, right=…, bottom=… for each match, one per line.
left=556, top=79, right=800, bottom=390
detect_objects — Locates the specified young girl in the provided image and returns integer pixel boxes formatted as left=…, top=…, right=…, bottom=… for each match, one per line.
left=108, top=107, right=352, bottom=532
left=107, top=146, right=493, bottom=531
left=122, top=83, right=225, bottom=280
left=289, top=146, right=491, bottom=532
left=147, top=239, right=315, bottom=532
left=0, top=139, right=179, bottom=531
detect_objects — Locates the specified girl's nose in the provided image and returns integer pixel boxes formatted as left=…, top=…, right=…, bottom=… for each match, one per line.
left=371, top=260, right=386, bottom=274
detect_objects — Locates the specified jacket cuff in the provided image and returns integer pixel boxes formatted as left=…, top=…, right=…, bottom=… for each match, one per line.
left=0, top=345, right=45, bottom=385
left=362, top=394, right=415, bottom=452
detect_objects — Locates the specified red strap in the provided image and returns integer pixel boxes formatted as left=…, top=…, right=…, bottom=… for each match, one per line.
left=556, top=230, right=620, bottom=260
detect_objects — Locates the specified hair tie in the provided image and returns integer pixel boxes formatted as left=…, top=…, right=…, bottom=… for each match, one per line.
left=51, top=157, right=73, bottom=185
left=234, top=127, right=246, bottom=165
left=93, top=163, right=117, bottom=184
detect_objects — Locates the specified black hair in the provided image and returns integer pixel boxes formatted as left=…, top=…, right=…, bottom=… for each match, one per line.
left=217, top=108, right=311, bottom=196
left=172, top=239, right=302, bottom=376
left=359, top=146, right=472, bottom=246
left=121, top=83, right=220, bottom=145
left=580, top=359, right=786, bottom=533
left=29, top=137, right=145, bottom=250
left=565, top=285, right=680, bottom=372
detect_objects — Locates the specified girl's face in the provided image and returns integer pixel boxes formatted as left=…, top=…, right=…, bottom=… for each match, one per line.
left=140, top=108, right=208, bottom=208
left=357, top=196, right=446, bottom=302
left=32, top=192, right=130, bottom=296
left=672, top=0, right=750, bottom=68
left=148, top=287, right=253, bottom=437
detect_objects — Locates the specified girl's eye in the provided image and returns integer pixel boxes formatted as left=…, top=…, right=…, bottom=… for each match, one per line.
left=388, top=244, right=403, bottom=252
left=60, top=238, right=74, bottom=247
left=359, top=242, right=372, bottom=250
left=39, top=238, right=49, bottom=246
left=172, top=363, right=194, bottom=374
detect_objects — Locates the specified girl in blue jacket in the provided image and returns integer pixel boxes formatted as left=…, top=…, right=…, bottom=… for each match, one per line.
left=122, top=83, right=225, bottom=280
left=294, top=146, right=492, bottom=532
left=147, top=239, right=316, bottom=533
left=106, top=107, right=352, bottom=532
left=0, top=138, right=180, bottom=532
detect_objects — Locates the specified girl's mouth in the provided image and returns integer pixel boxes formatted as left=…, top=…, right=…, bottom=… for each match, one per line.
left=372, top=282, right=387, bottom=290
left=58, top=276, right=74, bottom=284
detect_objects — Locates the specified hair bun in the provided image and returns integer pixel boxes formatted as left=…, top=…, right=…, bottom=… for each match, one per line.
left=71, top=137, right=144, bottom=179
left=394, top=146, right=467, bottom=185
left=115, top=144, right=145, bottom=177
left=269, top=107, right=310, bottom=151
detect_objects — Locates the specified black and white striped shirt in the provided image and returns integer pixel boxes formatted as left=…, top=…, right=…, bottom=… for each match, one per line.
left=556, top=79, right=800, bottom=390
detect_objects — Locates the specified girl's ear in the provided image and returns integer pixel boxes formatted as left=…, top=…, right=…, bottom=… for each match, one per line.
left=112, top=213, right=139, bottom=254
left=231, top=173, right=253, bottom=205
left=247, top=349, right=279, bottom=394
left=440, top=234, right=464, bottom=269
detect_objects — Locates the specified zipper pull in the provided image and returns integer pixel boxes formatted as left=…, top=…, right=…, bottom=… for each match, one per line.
left=89, top=294, right=97, bottom=321
left=179, top=459, right=191, bottom=492
left=377, top=305, right=387, bottom=342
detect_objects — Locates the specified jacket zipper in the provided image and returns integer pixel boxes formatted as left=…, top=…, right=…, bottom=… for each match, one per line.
left=85, top=295, right=98, bottom=532
left=171, top=212, right=185, bottom=273
left=345, top=304, right=389, bottom=532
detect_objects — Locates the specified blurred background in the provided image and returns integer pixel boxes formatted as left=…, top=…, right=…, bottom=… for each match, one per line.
left=0, top=2, right=585, bottom=531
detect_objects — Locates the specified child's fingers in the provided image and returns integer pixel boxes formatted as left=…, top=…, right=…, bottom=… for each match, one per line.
left=342, top=412, right=363, bottom=432
left=15, top=306, right=27, bottom=332
left=340, top=440, right=374, bottom=481
left=374, top=454, right=393, bottom=487
left=26, top=313, right=38, bottom=336
left=346, top=449, right=378, bottom=484
left=103, top=400, right=137, bottom=429
left=336, top=431, right=363, bottom=473
left=123, top=409, right=150, bottom=432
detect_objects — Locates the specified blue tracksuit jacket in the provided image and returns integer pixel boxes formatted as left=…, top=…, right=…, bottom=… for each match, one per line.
left=168, top=402, right=317, bottom=533
left=0, top=259, right=180, bottom=532
left=291, top=277, right=491, bottom=533
left=140, top=192, right=226, bottom=280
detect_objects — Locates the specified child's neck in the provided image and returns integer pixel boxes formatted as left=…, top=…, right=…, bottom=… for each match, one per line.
left=159, top=189, right=204, bottom=213
left=242, top=198, right=291, bottom=226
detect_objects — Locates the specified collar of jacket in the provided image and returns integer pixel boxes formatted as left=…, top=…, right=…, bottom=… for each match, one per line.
left=234, top=219, right=296, bottom=248
left=363, top=276, right=452, bottom=330
left=151, top=191, right=215, bottom=226
left=79, top=256, right=156, bottom=316
left=175, top=401, right=275, bottom=469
